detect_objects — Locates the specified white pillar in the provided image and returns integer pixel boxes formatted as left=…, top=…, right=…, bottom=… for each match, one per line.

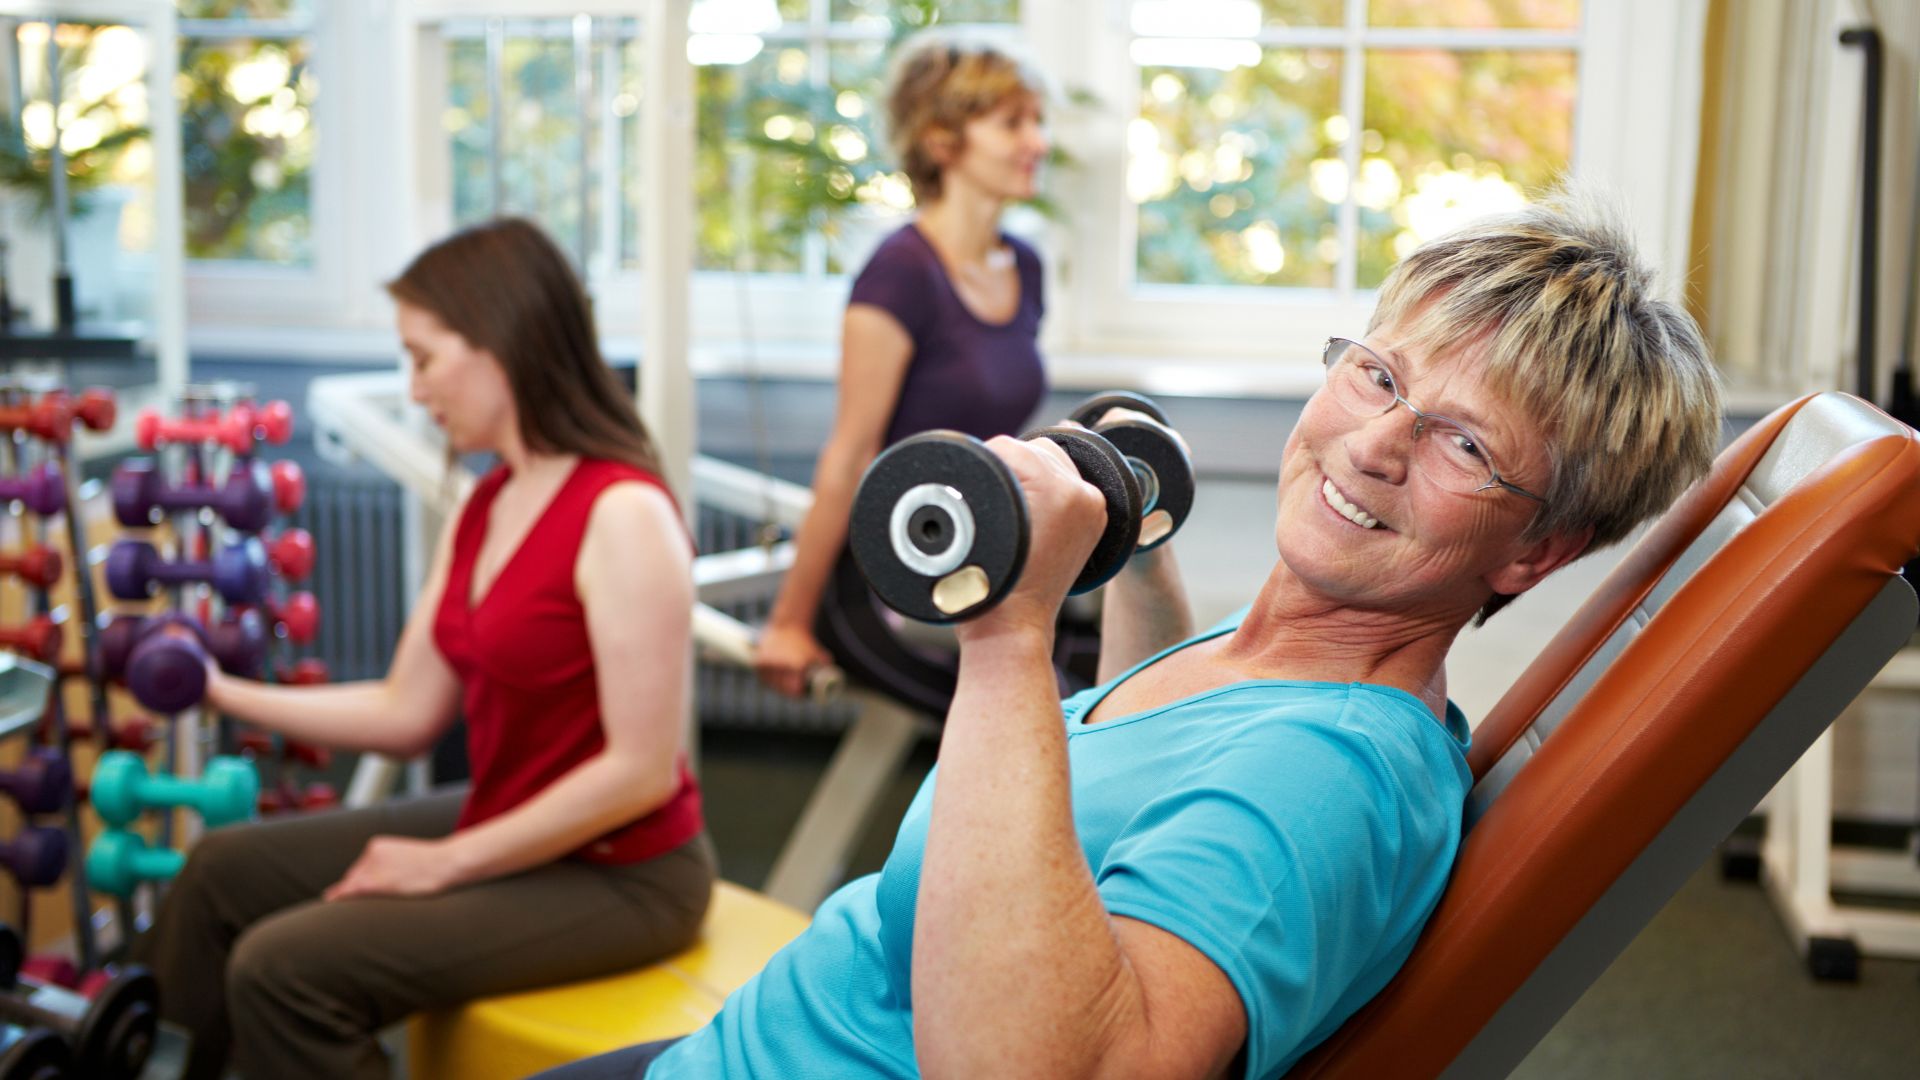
left=641, top=0, right=695, bottom=517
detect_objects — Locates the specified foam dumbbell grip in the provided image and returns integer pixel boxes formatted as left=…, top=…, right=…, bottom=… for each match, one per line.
left=111, top=459, right=273, bottom=532
left=85, top=829, right=183, bottom=897
left=0, top=545, right=62, bottom=589
left=89, top=752, right=259, bottom=829
left=0, top=464, right=65, bottom=517
left=0, top=826, right=67, bottom=888
left=0, top=750, right=70, bottom=815
left=0, top=617, right=60, bottom=663
left=266, top=529, right=314, bottom=582
left=106, top=538, right=269, bottom=605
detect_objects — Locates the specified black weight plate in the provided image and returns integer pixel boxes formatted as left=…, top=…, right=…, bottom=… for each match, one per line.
left=1099, top=419, right=1196, bottom=551
left=73, top=968, right=157, bottom=1080
left=0, top=926, right=19, bottom=989
left=1066, top=390, right=1168, bottom=429
left=1026, top=426, right=1141, bottom=594
left=849, top=432, right=1028, bottom=624
left=0, top=1026, right=70, bottom=1080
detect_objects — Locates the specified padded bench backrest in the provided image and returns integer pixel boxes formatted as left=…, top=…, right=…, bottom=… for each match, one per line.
left=1289, top=392, right=1920, bottom=1078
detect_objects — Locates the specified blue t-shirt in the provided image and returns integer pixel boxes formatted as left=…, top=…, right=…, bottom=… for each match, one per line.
left=651, top=613, right=1472, bottom=1078
left=848, top=223, right=1048, bottom=447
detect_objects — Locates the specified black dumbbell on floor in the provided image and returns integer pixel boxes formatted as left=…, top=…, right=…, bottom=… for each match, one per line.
left=1065, top=392, right=1196, bottom=552
left=0, top=925, right=157, bottom=1080
left=0, top=1023, right=69, bottom=1080
left=850, top=425, right=1142, bottom=623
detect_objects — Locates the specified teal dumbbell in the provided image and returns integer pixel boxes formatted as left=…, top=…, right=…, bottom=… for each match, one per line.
left=86, top=829, right=184, bottom=897
left=90, top=752, right=259, bottom=829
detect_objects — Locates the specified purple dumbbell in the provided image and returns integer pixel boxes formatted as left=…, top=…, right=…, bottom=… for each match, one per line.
left=120, top=611, right=268, bottom=714
left=111, top=458, right=273, bottom=531
left=0, top=463, right=65, bottom=517
left=0, top=825, right=67, bottom=888
left=99, top=612, right=265, bottom=681
left=0, top=749, right=70, bottom=815
left=106, top=538, right=268, bottom=605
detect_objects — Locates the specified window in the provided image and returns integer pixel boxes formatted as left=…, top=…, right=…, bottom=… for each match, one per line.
left=178, top=1, right=317, bottom=265
left=439, top=16, right=642, bottom=276
left=1125, top=0, right=1578, bottom=294
left=5, top=18, right=156, bottom=324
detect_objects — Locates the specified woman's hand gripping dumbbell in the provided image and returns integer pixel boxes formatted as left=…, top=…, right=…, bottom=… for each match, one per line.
left=97, top=612, right=268, bottom=714
left=847, top=392, right=1193, bottom=624
left=849, top=421, right=1150, bottom=624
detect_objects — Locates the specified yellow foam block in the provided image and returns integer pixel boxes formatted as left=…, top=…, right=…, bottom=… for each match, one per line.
left=407, top=882, right=809, bottom=1079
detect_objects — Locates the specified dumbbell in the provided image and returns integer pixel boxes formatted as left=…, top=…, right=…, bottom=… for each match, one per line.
left=0, top=828, right=66, bottom=889
left=0, top=398, right=71, bottom=443
left=265, top=592, right=319, bottom=644
left=258, top=781, right=338, bottom=816
left=0, top=1023, right=70, bottom=1080
left=89, top=752, right=258, bottom=829
left=111, top=458, right=274, bottom=531
left=849, top=425, right=1142, bottom=623
left=1066, top=392, right=1196, bottom=552
left=51, top=388, right=116, bottom=433
left=106, top=537, right=268, bottom=605
left=0, top=923, right=155, bottom=1080
left=135, top=400, right=292, bottom=454
left=0, top=619, right=59, bottom=664
left=109, top=612, right=267, bottom=714
left=99, top=612, right=267, bottom=680
left=84, top=831, right=180, bottom=899
left=0, top=547, right=61, bottom=590
left=0, top=752, right=69, bottom=816
left=0, top=466, right=64, bottom=518
left=236, top=730, right=331, bottom=771
left=266, top=528, right=314, bottom=582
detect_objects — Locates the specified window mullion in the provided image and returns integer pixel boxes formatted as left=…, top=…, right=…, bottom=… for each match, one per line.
left=1335, top=0, right=1367, bottom=298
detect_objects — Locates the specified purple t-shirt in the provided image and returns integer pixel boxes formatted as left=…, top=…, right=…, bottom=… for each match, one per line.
left=848, top=224, right=1048, bottom=446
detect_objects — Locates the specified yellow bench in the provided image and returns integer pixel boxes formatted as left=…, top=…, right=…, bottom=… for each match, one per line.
left=407, top=882, right=809, bottom=1079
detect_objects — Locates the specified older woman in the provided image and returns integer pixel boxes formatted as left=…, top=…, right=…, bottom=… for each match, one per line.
left=550, top=194, right=1722, bottom=1078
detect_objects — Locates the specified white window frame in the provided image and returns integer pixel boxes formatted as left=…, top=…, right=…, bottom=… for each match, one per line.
left=189, top=0, right=1707, bottom=392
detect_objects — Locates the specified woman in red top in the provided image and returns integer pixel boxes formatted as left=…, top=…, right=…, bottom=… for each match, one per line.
left=130, top=218, right=714, bottom=1080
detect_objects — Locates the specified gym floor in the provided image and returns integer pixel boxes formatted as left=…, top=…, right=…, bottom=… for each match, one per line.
left=195, top=361, right=1920, bottom=1077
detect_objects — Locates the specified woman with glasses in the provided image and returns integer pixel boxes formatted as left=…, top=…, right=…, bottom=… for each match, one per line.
left=545, top=193, right=1724, bottom=1079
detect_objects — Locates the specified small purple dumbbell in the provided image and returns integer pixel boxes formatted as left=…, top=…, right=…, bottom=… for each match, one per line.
left=0, top=824, right=67, bottom=888
left=111, top=458, right=273, bottom=531
left=0, top=749, right=71, bottom=815
left=0, top=463, right=66, bottom=517
left=106, top=538, right=268, bottom=605
left=120, top=611, right=269, bottom=714
left=99, top=611, right=266, bottom=682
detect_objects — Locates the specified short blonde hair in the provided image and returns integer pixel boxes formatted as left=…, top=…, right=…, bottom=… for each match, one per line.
left=884, top=33, right=1047, bottom=201
left=1368, top=189, right=1723, bottom=620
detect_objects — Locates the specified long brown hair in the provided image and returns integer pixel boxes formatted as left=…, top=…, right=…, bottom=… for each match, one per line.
left=386, top=218, right=666, bottom=484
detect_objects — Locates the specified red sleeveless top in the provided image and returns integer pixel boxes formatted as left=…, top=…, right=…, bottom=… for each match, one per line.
left=433, top=458, right=703, bottom=865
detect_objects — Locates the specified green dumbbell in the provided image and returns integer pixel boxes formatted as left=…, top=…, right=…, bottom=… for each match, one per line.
left=90, top=752, right=259, bottom=829
left=86, top=829, right=184, bottom=897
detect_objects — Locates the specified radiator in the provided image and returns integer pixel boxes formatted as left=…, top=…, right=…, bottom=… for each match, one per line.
left=281, top=473, right=410, bottom=684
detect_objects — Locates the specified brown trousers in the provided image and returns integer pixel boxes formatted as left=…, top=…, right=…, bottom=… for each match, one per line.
left=127, top=790, right=716, bottom=1080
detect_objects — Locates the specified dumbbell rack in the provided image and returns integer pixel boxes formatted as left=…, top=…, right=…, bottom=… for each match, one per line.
left=0, top=377, right=115, bottom=978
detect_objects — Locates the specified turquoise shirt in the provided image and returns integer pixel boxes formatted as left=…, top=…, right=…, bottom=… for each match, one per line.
left=652, top=612, right=1472, bottom=1078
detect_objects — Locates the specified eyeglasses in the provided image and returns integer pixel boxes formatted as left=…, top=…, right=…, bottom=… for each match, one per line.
left=1320, top=337, right=1547, bottom=504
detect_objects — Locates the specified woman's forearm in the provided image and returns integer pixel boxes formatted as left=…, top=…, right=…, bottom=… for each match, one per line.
left=438, top=751, right=682, bottom=885
left=1097, top=546, right=1194, bottom=684
left=208, top=675, right=440, bottom=757
left=766, top=459, right=860, bottom=630
left=915, top=627, right=1136, bottom=1078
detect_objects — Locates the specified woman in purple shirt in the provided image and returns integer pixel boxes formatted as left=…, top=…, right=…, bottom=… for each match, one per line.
left=755, top=36, right=1051, bottom=710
